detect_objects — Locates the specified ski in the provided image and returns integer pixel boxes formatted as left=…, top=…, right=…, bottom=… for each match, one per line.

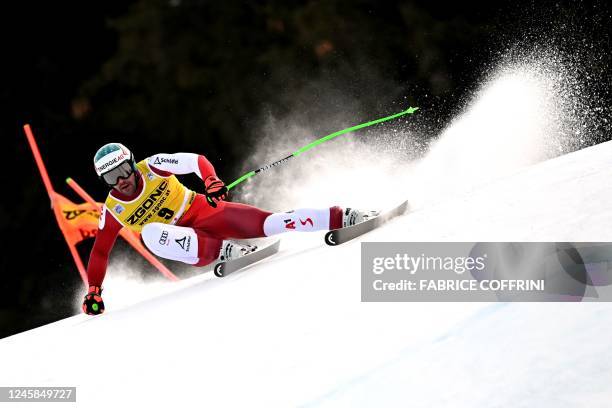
left=325, top=200, right=409, bottom=246
left=213, top=239, right=281, bottom=277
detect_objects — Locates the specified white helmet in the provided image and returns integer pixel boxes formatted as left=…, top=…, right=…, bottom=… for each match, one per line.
left=93, top=143, right=136, bottom=186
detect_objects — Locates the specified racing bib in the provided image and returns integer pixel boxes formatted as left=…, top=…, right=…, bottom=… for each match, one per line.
left=104, top=160, right=195, bottom=232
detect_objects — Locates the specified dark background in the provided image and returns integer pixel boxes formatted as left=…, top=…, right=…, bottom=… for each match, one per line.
left=1, top=0, right=610, bottom=338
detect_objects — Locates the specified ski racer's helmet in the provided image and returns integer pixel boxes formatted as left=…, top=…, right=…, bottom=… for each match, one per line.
left=93, top=143, right=137, bottom=187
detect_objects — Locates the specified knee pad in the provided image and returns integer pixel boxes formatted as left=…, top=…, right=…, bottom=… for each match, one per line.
left=141, top=223, right=199, bottom=264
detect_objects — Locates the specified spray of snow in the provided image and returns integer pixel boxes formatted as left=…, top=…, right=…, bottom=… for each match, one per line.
left=411, top=49, right=593, bottom=207
left=237, top=48, right=602, bottom=213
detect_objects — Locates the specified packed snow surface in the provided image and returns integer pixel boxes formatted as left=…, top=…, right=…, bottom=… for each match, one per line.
left=2, top=140, right=612, bottom=407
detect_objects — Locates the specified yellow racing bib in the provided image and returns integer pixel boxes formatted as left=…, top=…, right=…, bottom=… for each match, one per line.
left=104, top=160, right=195, bottom=232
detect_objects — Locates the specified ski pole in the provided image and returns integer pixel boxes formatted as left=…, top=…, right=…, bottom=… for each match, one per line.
left=226, top=106, right=419, bottom=191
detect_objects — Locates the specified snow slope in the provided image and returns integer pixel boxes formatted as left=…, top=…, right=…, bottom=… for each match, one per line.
left=2, top=140, right=612, bottom=407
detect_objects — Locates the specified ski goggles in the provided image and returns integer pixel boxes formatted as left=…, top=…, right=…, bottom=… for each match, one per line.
left=100, top=161, right=135, bottom=186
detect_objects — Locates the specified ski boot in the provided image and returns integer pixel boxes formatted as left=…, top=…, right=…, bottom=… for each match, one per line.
left=342, top=208, right=381, bottom=228
left=218, top=240, right=258, bottom=262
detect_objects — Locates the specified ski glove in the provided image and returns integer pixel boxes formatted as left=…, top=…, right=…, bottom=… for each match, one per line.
left=82, top=285, right=105, bottom=315
left=204, top=175, right=228, bottom=208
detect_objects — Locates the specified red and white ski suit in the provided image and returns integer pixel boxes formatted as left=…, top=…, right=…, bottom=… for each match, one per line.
left=87, top=153, right=342, bottom=287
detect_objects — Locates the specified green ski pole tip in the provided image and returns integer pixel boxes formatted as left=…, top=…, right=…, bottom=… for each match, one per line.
left=65, top=177, right=72, bottom=183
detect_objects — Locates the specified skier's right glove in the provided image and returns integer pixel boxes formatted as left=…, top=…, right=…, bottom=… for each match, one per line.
left=204, top=175, right=228, bottom=208
left=82, top=285, right=105, bottom=315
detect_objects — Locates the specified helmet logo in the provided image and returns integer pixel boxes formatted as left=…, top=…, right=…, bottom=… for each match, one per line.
left=96, top=153, right=128, bottom=173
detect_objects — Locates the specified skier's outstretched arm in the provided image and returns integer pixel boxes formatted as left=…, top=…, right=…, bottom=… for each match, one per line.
left=82, top=206, right=122, bottom=315
left=146, top=153, right=217, bottom=180
left=147, top=153, right=227, bottom=207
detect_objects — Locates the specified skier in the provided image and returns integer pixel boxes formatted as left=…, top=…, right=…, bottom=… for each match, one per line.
left=83, top=143, right=377, bottom=314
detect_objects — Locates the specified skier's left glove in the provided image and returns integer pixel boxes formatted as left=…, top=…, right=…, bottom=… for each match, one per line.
left=82, top=285, right=105, bottom=315
left=204, top=175, right=228, bottom=208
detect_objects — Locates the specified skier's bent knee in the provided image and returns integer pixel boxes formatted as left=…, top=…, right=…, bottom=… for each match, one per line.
left=141, top=223, right=200, bottom=264
left=141, top=223, right=166, bottom=256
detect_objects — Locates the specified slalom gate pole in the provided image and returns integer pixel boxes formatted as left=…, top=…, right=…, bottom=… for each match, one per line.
left=23, top=124, right=88, bottom=284
left=23, top=124, right=55, bottom=207
left=226, top=106, right=419, bottom=191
